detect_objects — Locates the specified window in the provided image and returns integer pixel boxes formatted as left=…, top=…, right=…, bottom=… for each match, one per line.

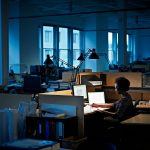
left=108, top=32, right=134, bottom=65
left=43, top=26, right=54, bottom=63
left=108, top=32, right=118, bottom=64
left=59, top=27, right=68, bottom=67
left=45, top=30, right=52, bottom=43
left=127, top=34, right=134, bottom=63
left=73, top=30, right=81, bottom=67
left=41, top=26, right=83, bottom=69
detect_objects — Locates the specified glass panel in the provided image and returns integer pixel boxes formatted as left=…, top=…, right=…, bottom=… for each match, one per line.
left=43, top=26, right=54, bottom=63
left=59, top=49, right=68, bottom=67
left=59, top=27, right=68, bottom=67
left=108, top=32, right=113, bottom=64
left=59, top=27, right=68, bottom=49
left=108, top=32, right=118, bottom=65
left=108, top=32, right=112, bottom=50
left=73, top=30, right=80, bottom=67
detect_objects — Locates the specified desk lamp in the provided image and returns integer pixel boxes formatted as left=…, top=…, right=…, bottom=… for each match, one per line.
left=74, top=48, right=99, bottom=84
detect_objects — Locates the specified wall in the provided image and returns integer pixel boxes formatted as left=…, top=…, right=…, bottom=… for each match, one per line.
left=137, top=29, right=150, bottom=60
left=8, top=11, right=150, bottom=74
left=9, top=20, right=20, bottom=72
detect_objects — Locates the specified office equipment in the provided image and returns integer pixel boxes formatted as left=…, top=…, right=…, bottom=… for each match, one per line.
left=23, top=75, right=41, bottom=94
left=73, top=84, right=87, bottom=99
left=88, top=91, right=105, bottom=104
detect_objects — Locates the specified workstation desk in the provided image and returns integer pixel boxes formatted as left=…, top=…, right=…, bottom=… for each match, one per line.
left=120, top=114, right=150, bottom=150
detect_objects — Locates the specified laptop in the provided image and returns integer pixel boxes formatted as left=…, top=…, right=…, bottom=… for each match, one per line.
left=88, top=91, right=105, bottom=104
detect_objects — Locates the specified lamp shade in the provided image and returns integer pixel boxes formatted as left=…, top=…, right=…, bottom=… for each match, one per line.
left=89, top=49, right=99, bottom=59
left=77, top=53, right=85, bottom=61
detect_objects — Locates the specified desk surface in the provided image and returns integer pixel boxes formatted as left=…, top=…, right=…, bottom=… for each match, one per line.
left=42, top=90, right=72, bottom=95
left=84, top=104, right=110, bottom=114
left=121, top=114, right=150, bottom=125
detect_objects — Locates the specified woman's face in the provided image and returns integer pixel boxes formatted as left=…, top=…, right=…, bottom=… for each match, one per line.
left=115, top=83, right=122, bottom=94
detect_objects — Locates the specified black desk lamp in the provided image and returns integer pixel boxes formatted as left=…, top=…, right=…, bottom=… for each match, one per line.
left=73, top=48, right=99, bottom=84
left=77, top=48, right=99, bottom=61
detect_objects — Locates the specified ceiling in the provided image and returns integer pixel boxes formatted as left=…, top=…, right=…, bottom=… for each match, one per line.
left=8, top=0, right=150, bottom=30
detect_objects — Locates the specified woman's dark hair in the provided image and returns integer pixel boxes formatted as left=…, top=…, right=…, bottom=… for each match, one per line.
left=115, top=77, right=130, bottom=91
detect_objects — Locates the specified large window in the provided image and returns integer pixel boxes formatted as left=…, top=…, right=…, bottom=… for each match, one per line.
left=41, top=26, right=82, bottom=68
left=108, top=32, right=134, bottom=65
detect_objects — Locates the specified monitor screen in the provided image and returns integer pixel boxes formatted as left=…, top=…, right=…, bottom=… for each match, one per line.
left=73, top=85, right=87, bottom=99
left=88, top=91, right=105, bottom=104
left=24, top=75, right=41, bottom=94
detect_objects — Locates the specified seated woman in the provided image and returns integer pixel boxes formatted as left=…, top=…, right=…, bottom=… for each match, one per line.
left=92, top=77, right=135, bottom=122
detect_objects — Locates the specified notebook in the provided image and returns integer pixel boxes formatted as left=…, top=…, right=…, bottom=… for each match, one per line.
left=88, top=91, right=105, bottom=104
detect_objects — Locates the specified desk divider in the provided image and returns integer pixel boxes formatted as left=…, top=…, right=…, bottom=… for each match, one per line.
left=39, top=93, right=84, bottom=138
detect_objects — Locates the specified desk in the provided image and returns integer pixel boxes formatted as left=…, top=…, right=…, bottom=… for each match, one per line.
left=120, top=114, right=150, bottom=150
left=4, top=83, right=47, bottom=94
left=43, top=90, right=72, bottom=96
left=83, top=103, right=112, bottom=138
left=84, top=104, right=111, bottom=115
left=121, top=114, right=150, bottom=125
left=136, top=105, right=150, bottom=113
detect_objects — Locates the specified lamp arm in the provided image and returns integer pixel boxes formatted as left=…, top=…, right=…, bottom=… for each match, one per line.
left=51, top=56, right=75, bottom=69
left=51, top=55, right=77, bottom=85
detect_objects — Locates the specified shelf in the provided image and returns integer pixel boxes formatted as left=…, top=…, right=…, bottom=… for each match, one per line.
left=26, top=116, right=78, bottom=141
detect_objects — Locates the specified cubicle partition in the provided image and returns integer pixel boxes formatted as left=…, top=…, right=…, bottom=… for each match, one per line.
left=0, top=93, right=32, bottom=109
left=0, top=94, right=32, bottom=144
left=39, top=93, right=84, bottom=138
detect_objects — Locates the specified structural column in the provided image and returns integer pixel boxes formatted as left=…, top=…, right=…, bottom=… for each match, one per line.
left=0, top=0, right=9, bottom=85
left=117, top=0, right=127, bottom=66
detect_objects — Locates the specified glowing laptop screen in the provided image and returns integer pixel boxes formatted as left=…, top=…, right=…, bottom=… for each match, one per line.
left=88, top=92, right=105, bottom=104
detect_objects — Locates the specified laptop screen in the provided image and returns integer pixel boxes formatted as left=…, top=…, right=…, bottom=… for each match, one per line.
left=73, top=85, right=87, bottom=99
left=88, top=91, right=105, bottom=104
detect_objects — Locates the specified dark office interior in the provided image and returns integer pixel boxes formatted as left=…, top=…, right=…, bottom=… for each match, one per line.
left=1, top=0, right=150, bottom=149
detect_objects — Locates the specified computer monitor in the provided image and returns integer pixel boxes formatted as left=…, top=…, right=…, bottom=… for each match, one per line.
left=23, top=75, right=41, bottom=94
left=73, top=84, right=87, bottom=100
left=30, top=65, right=45, bottom=76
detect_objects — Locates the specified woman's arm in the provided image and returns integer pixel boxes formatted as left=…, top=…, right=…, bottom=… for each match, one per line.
left=91, top=103, right=113, bottom=108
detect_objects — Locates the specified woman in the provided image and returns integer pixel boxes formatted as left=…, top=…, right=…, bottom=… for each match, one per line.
left=92, top=77, right=135, bottom=122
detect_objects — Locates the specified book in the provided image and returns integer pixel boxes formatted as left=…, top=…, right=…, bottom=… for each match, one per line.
left=0, top=138, right=60, bottom=150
